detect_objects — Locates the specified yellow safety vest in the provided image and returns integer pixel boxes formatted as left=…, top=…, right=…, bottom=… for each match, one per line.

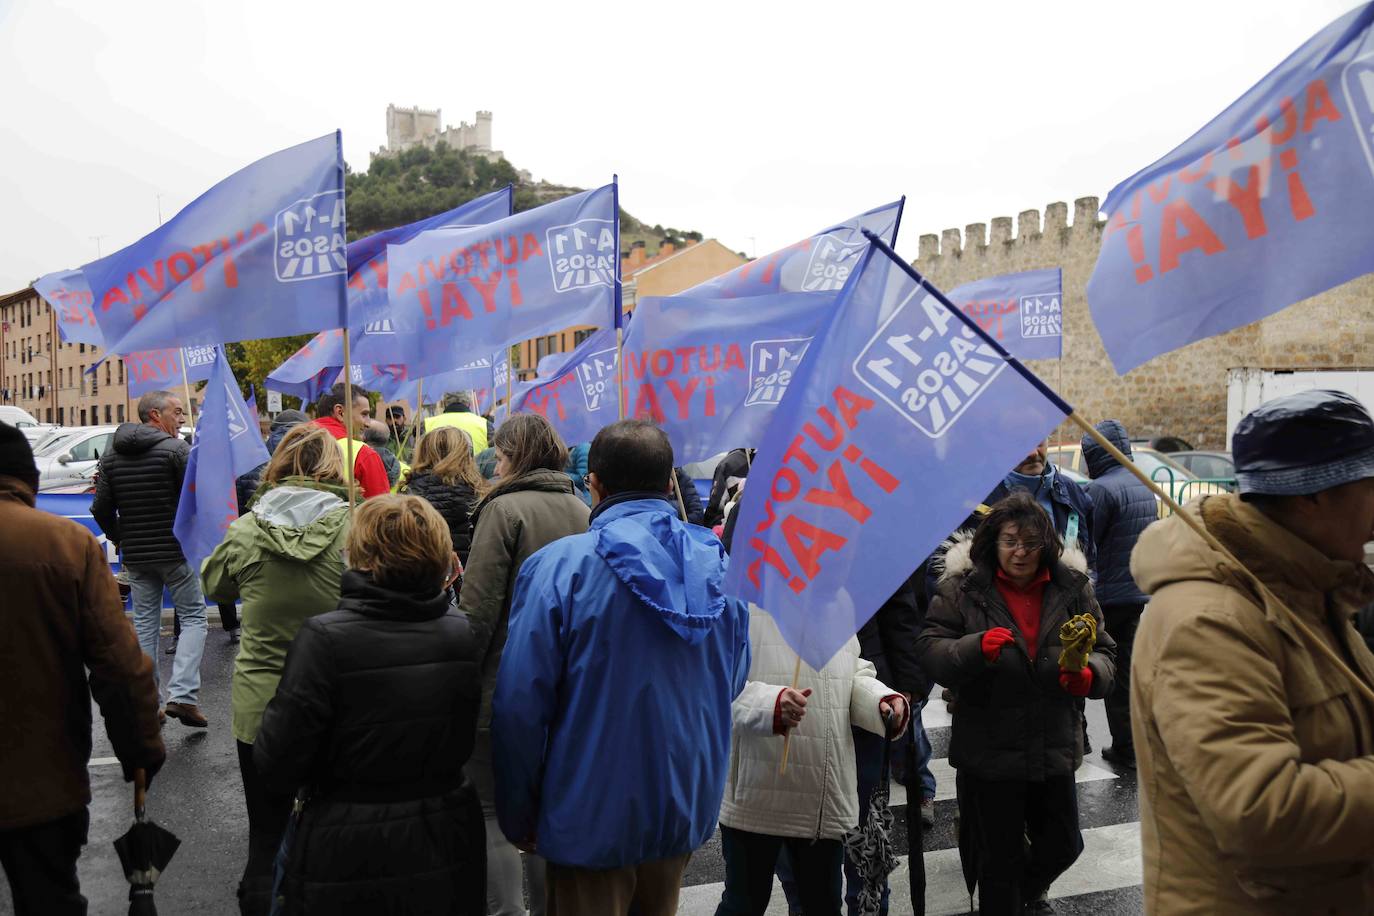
left=334, top=436, right=369, bottom=487
left=423, top=412, right=489, bottom=453
left=392, top=459, right=411, bottom=494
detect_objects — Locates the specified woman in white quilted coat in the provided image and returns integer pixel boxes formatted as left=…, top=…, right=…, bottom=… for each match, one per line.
left=714, top=605, right=909, bottom=916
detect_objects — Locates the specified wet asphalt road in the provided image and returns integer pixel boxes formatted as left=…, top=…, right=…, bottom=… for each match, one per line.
left=1, top=621, right=1145, bottom=915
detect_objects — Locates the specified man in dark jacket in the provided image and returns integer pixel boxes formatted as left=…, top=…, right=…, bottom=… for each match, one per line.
left=704, top=447, right=753, bottom=528
left=1080, top=420, right=1157, bottom=768
left=0, top=423, right=166, bottom=914
left=492, top=420, right=751, bottom=915
left=92, top=390, right=211, bottom=728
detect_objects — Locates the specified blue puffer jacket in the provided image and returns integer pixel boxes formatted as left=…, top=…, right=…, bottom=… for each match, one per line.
left=1080, top=420, right=1157, bottom=606
left=491, top=495, right=751, bottom=868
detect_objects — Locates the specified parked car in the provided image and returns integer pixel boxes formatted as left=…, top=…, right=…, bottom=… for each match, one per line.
left=1168, top=450, right=1237, bottom=490
left=0, top=405, right=39, bottom=428
left=1047, top=443, right=1228, bottom=516
left=1130, top=435, right=1195, bottom=453
left=34, top=425, right=118, bottom=491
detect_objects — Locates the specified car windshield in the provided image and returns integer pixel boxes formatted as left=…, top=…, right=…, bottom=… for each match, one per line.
left=1134, top=450, right=1197, bottom=482
left=33, top=432, right=80, bottom=457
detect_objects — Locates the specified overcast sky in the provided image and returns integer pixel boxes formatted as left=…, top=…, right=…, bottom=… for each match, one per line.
left=0, top=0, right=1359, bottom=292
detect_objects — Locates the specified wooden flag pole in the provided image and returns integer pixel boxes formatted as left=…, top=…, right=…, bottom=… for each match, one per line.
left=341, top=330, right=357, bottom=513
left=404, top=379, right=425, bottom=458
left=669, top=470, right=688, bottom=522
left=779, top=654, right=803, bottom=774
left=1072, top=412, right=1374, bottom=706
left=179, top=352, right=196, bottom=431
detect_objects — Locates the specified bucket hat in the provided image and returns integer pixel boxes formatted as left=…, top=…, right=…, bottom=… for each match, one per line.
left=1233, top=389, right=1374, bottom=496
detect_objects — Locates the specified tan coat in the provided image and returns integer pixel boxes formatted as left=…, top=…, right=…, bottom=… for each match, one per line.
left=0, top=476, right=164, bottom=829
left=1130, top=493, right=1374, bottom=915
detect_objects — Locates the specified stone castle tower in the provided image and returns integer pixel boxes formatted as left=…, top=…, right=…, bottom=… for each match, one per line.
left=378, top=105, right=501, bottom=161
left=913, top=199, right=1374, bottom=448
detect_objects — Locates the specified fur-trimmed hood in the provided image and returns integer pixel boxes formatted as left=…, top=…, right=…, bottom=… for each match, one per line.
left=936, top=528, right=1089, bottom=584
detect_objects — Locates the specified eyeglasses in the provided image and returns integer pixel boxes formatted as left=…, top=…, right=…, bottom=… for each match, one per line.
left=997, top=537, right=1044, bottom=552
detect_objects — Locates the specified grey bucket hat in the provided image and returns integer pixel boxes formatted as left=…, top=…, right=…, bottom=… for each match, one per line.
left=1233, top=389, right=1374, bottom=497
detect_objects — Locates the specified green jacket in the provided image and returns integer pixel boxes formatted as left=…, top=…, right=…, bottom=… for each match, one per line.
left=201, top=479, right=350, bottom=744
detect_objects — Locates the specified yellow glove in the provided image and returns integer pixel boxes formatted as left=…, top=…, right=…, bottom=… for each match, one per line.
left=1057, top=614, right=1097, bottom=671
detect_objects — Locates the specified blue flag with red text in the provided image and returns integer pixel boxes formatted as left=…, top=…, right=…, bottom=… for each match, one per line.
left=84, top=132, right=346, bottom=356
left=347, top=186, right=514, bottom=364
left=723, top=242, right=1070, bottom=669
left=1087, top=3, right=1374, bottom=374
left=124, top=344, right=220, bottom=398
left=386, top=184, right=618, bottom=376
left=949, top=269, right=1062, bottom=361
left=512, top=328, right=618, bottom=445
left=173, top=349, right=269, bottom=565
left=36, top=268, right=223, bottom=397
left=623, top=200, right=904, bottom=463
left=265, top=329, right=344, bottom=403
left=34, top=269, right=103, bottom=345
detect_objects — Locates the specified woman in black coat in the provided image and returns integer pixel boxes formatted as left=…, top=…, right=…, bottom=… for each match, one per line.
left=916, top=492, right=1115, bottom=916
left=254, top=495, right=485, bottom=915
left=400, top=426, right=486, bottom=567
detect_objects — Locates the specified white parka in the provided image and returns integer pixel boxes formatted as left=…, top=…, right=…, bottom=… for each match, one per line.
left=718, top=606, right=898, bottom=840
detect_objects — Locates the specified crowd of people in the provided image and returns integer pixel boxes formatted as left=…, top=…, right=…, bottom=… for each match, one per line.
left=3, top=383, right=1374, bottom=916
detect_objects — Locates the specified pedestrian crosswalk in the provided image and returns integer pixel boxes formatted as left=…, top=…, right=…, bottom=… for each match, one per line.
left=675, top=700, right=1143, bottom=915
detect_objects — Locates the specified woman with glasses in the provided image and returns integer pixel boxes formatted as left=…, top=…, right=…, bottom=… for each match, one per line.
left=916, top=491, right=1115, bottom=916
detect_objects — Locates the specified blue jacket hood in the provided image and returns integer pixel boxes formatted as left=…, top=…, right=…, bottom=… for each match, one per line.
left=591, top=498, right=726, bottom=644
left=1082, top=419, right=1132, bottom=479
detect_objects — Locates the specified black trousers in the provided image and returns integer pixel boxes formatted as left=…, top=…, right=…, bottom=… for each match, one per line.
left=236, top=740, right=294, bottom=916
left=219, top=602, right=240, bottom=631
left=964, top=774, right=1082, bottom=915
left=1101, top=603, right=1144, bottom=752
left=715, top=824, right=843, bottom=916
left=0, top=808, right=89, bottom=916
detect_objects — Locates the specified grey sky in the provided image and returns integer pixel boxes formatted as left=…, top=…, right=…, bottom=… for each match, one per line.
left=0, top=0, right=1359, bottom=293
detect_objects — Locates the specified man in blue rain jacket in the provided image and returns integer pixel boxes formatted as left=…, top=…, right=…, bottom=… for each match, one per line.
left=492, top=419, right=752, bottom=916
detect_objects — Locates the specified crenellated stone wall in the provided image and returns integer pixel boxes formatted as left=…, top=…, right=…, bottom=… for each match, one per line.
left=912, top=197, right=1374, bottom=448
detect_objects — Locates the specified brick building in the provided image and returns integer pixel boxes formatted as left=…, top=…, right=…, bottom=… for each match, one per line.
left=0, top=286, right=133, bottom=427
left=913, top=197, right=1373, bottom=448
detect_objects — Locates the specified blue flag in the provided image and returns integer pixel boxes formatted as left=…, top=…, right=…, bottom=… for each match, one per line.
left=386, top=184, right=618, bottom=376
left=123, top=344, right=220, bottom=397
left=622, top=200, right=904, bottom=463
left=512, top=328, right=618, bottom=445
left=265, top=328, right=344, bottom=402
left=347, top=186, right=515, bottom=364
left=723, top=239, right=1071, bottom=670
left=84, top=132, right=347, bottom=356
left=173, top=349, right=270, bottom=565
left=948, top=268, right=1063, bottom=361
left=36, top=268, right=223, bottom=397
left=34, top=269, right=103, bottom=345
left=1087, top=4, right=1374, bottom=374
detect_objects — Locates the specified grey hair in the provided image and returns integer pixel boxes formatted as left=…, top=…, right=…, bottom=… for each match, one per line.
left=362, top=421, right=390, bottom=448
left=137, top=390, right=177, bottom=422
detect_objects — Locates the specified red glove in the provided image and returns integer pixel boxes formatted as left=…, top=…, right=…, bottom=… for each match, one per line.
left=1059, top=666, right=1093, bottom=697
left=980, top=627, right=1015, bottom=662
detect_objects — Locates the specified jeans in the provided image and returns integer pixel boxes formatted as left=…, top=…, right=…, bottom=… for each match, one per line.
left=716, top=825, right=843, bottom=916
left=126, top=560, right=208, bottom=705
left=1101, top=603, right=1144, bottom=753
left=963, top=774, right=1082, bottom=915
left=236, top=741, right=292, bottom=916
left=0, top=809, right=89, bottom=915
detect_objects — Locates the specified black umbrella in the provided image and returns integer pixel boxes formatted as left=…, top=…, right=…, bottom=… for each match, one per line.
left=903, top=723, right=926, bottom=916
left=956, top=769, right=979, bottom=914
left=114, top=770, right=180, bottom=915
left=843, top=718, right=900, bottom=916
